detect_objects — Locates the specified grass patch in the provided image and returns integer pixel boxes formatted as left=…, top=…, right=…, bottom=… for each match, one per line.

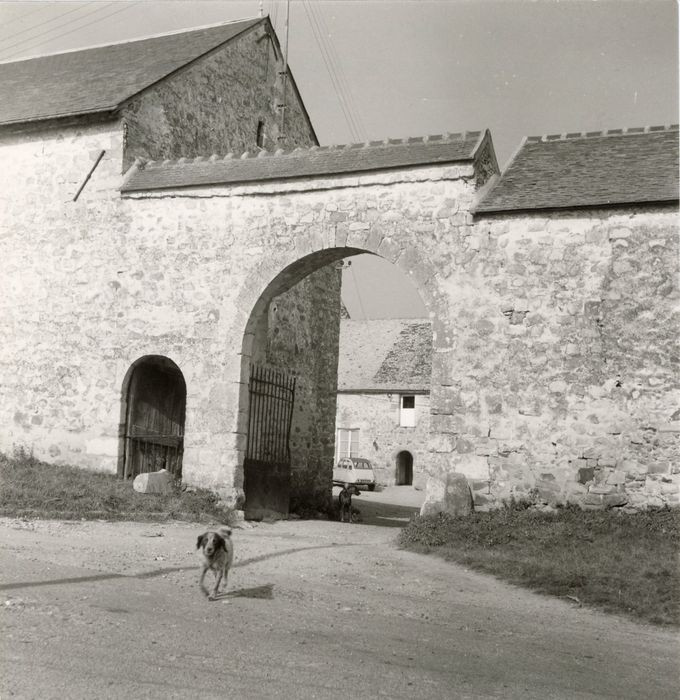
left=399, top=503, right=680, bottom=627
left=0, top=449, right=233, bottom=523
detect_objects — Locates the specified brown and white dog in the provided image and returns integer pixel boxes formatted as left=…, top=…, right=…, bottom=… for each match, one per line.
left=196, top=527, right=234, bottom=600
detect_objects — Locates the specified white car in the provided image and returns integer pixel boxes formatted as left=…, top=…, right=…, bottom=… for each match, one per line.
left=333, top=457, right=376, bottom=491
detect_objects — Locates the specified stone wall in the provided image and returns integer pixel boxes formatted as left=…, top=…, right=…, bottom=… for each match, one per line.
left=122, top=22, right=316, bottom=170
left=434, top=207, right=679, bottom=510
left=2, top=115, right=677, bottom=512
left=264, top=266, right=342, bottom=512
left=335, top=392, right=431, bottom=487
left=0, top=26, right=339, bottom=514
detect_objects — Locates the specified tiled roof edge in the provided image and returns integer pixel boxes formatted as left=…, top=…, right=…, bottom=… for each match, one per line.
left=0, top=16, right=263, bottom=65
left=474, top=198, right=680, bottom=217
left=524, top=124, right=678, bottom=143
left=124, top=130, right=483, bottom=171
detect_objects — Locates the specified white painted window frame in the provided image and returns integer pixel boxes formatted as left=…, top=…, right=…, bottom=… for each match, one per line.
left=399, top=395, right=416, bottom=427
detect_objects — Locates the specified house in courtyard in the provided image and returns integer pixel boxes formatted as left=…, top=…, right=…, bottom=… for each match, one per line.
left=335, top=319, right=432, bottom=489
left=1, top=16, right=678, bottom=517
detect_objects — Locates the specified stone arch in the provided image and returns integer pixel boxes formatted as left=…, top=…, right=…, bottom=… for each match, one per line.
left=233, top=242, right=443, bottom=517
left=118, top=354, right=186, bottom=481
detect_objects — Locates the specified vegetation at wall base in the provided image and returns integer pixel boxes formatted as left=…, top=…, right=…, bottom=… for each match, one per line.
left=399, top=503, right=680, bottom=627
left=0, top=449, right=233, bottom=524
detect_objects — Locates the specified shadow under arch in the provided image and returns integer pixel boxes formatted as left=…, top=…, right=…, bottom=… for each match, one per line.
left=117, top=354, right=187, bottom=480
left=234, top=245, right=439, bottom=519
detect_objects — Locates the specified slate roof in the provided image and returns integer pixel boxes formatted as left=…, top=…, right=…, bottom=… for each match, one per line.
left=121, top=131, right=490, bottom=191
left=337, top=319, right=432, bottom=393
left=475, top=126, right=679, bottom=214
left=0, top=18, right=261, bottom=126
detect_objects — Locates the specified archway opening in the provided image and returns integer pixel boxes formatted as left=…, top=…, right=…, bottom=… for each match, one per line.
left=119, top=355, right=186, bottom=481
left=237, top=245, right=434, bottom=520
left=238, top=248, right=360, bottom=520
left=395, top=450, right=414, bottom=486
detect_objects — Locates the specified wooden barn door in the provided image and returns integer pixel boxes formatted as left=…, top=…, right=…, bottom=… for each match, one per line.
left=123, top=359, right=186, bottom=480
left=243, top=365, right=296, bottom=520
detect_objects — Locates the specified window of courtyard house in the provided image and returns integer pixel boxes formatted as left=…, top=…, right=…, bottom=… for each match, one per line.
left=336, top=428, right=360, bottom=461
left=400, top=395, right=416, bottom=427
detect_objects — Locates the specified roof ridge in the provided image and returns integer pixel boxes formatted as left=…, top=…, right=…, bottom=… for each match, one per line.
left=525, top=125, right=679, bottom=143
left=0, top=16, right=262, bottom=65
left=135, top=131, right=488, bottom=168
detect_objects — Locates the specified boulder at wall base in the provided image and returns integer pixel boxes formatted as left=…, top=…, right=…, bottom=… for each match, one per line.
left=420, top=473, right=474, bottom=517
left=132, top=469, right=175, bottom=495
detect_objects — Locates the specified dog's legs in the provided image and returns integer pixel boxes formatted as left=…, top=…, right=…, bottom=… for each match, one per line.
left=210, top=569, right=223, bottom=600
left=199, top=565, right=210, bottom=598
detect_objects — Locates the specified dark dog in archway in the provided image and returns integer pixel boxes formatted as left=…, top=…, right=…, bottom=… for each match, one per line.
left=338, top=484, right=361, bottom=523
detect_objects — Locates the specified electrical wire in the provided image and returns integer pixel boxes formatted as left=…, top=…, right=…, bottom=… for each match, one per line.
left=0, top=2, right=139, bottom=62
left=0, top=3, right=50, bottom=34
left=0, top=2, right=104, bottom=53
left=348, top=261, right=368, bottom=320
left=0, top=2, right=114, bottom=58
left=301, top=0, right=363, bottom=143
left=305, top=0, right=367, bottom=142
left=302, top=0, right=361, bottom=142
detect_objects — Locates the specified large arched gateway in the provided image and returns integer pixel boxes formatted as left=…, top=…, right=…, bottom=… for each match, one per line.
left=1, top=17, right=676, bottom=513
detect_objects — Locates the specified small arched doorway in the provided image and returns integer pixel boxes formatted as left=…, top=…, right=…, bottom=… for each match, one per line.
left=396, top=450, right=413, bottom=486
left=121, top=356, right=186, bottom=480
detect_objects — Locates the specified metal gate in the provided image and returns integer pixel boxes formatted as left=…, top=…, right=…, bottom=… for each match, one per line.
left=243, top=365, right=296, bottom=519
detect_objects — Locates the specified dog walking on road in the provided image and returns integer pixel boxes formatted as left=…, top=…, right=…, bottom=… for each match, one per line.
left=196, top=526, right=234, bottom=600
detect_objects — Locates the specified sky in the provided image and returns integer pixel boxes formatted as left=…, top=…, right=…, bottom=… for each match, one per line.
left=1, top=0, right=677, bottom=319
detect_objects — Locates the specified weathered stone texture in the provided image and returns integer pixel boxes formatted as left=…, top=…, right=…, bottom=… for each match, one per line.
left=123, top=24, right=316, bottom=170
left=335, top=393, right=431, bottom=487
left=2, top=102, right=677, bottom=513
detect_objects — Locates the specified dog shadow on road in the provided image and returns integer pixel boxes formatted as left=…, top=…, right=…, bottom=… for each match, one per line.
left=213, top=583, right=274, bottom=601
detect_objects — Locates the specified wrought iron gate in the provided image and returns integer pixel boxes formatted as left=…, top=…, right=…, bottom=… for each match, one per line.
left=243, top=365, right=296, bottom=519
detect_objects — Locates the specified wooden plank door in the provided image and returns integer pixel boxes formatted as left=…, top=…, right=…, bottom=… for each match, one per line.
left=124, top=360, right=186, bottom=480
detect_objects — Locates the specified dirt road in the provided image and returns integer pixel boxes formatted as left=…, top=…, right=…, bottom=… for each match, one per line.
left=1, top=490, right=677, bottom=699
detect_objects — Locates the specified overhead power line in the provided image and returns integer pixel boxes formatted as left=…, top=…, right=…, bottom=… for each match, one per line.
left=301, top=0, right=366, bottom=143
left=305, top=1, right=367, bottom=141
left=0, top=2, right=139, bottom=62
left=0, top=2, right=98, bottom=44
left=0, top=3, right=50, bottom=35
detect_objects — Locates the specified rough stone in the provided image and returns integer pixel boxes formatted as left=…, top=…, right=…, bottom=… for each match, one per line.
left=132, top=469, right=175, bottom=495
left=420, top=473, right=474, bottom=517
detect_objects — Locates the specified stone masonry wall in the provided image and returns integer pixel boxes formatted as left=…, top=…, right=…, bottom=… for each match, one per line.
left=336, top=393, right=431, bottom=488
left=1, top=120, right=677, bottom=513
left=433, top=207, right=679, bottom=510
left=122, top=22, right=316, bottom=171
left=265, top=266, right=342, bottom=512
left=0, top=27, right=334, bottom=513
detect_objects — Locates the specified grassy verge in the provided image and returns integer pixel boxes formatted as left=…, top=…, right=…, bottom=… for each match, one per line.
left=0, top=450, right=233, bottom=523
left=399, top=504, right=680, bottom=627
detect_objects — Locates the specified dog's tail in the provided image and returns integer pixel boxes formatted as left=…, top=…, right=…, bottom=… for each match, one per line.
left=218, top=526, right=232, bottom=538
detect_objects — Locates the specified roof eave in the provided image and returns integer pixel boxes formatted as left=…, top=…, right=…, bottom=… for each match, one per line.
left=474, top=198, right=680, bottom=218
left=120, top=156, right=477, bottom=194
left=0, top=106, right=119, bottom=131
left=337, top=387, right=430, bottom=395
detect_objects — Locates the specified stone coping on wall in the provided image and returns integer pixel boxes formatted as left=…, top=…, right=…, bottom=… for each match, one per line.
left=120, top=131, right=492, bottom=192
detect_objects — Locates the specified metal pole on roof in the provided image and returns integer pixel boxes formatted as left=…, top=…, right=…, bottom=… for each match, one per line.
left=278, top=0, right=290, bottom=140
